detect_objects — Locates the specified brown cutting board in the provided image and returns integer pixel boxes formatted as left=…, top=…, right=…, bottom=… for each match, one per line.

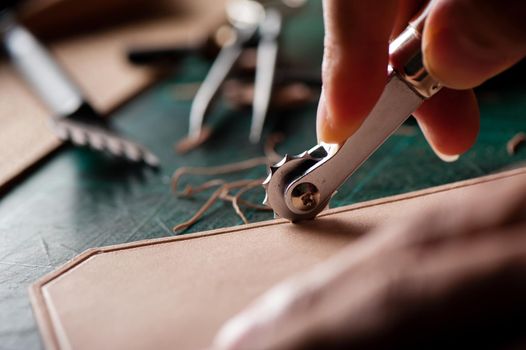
left=29, top=167, right=526, bottom=350
left=0, top=0, right=226, bottom=188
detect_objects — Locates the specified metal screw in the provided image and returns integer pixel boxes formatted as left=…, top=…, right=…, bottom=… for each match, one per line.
left=290, top=182, right=319, bottom=212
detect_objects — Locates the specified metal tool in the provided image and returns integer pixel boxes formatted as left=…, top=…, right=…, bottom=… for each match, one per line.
left=188, top=0, right=305, bottom=144
left=249, top=0, right=306, bottom=143
left=188, top=0, right=264, bottom=141
left=263, top=4, right=441, bottom=221
left=0, top=11, right=159, bottom=167
left=249, top=6, right=281, bottom=143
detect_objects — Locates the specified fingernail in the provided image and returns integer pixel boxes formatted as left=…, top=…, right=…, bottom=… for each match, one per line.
left=316, top=91, right=330, bottom=143
left=428, top=136, right=461, bottom=163
left=316, top=92, right=345, bottom=143
left=434, top=149, right=460, bottom=162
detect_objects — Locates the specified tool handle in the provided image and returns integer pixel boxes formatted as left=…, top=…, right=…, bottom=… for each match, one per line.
left=2, top=15, right=84, bottom=117
left=389, top=1, right=440, bottom=98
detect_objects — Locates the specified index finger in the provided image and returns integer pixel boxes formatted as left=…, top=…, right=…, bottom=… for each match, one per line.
left=317, top=0, right=398, bottom=143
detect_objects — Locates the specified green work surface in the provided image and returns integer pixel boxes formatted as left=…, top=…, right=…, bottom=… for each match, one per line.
left=1, top=2, right=526, bottom=349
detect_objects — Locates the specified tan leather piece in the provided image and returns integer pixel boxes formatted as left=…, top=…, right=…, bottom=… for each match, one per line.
left=0, top=0, right=226, bottom=188
left=30, top=168, right=526, bottom=350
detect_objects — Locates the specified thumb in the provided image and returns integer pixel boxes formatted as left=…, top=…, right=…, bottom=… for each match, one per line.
left=423, top=0, right=526, bottom=89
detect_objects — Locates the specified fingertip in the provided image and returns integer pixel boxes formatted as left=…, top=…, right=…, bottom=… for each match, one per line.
left=213, top=314, right=255, bottom=350
left=433, top=151, right=460, bottom=163
left=318, top=48, right=390, bottom=143
left=316, top=89, right=360, bottom=144
left=316, top=92, right=330, bottom=143
left=414, top=88, right=479, bottom=159
left=319, top=0, right=397, bottom=144
left=339, top=57, right=388, bottom=139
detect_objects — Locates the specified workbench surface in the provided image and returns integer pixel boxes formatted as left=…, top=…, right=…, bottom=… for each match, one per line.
left=1, top=2, right=526, bottom=348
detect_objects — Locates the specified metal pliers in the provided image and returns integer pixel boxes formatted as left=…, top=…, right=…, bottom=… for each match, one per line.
left=264, top=5, right=442, bottom=221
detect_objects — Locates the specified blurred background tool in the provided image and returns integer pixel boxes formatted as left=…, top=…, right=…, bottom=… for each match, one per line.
left=0, top=0, right=226, bottom=188
left=1, top=1, right=526, bottom=349
left=0, top=3, right=159, bottom=166
left=187, top=0, right=306, bottom=145
left=250, top=6, right=281, bottom=143
left=188, top=0, right=263, bottom=142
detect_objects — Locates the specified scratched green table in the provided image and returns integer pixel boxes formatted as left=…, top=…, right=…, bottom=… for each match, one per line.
left=2, top=2, right=526, bottom=349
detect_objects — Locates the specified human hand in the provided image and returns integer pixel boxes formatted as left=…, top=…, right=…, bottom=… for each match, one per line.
left=213, top=176, right=526, bottom=349
left=316, top=0, right=526, bottom=161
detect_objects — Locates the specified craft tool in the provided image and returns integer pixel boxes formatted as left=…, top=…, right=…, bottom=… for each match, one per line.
left=264, top=4, right=442, bottom=221
left=188, top=0, right=305, bottom=144
left=0, top=7, right=159, bottom=167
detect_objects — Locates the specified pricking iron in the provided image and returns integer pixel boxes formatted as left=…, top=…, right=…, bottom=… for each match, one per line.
left=263, top=5, right=441, bottom=221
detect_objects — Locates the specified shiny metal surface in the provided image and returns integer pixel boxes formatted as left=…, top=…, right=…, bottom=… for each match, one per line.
left=264, top=4, right=443, bottom=221
left=389, top=27, right=441, bottom=98
left=189, top=0, right=306, bottom=142
left=265, top=74, right=424, bottom=220
left=289, top=182, right=319, bottom=211
left=249, top=7, right=282, bottom=143
left=188, top=0, right=262, bottom=140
